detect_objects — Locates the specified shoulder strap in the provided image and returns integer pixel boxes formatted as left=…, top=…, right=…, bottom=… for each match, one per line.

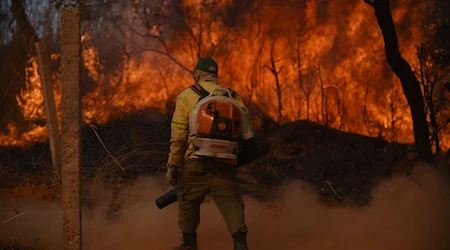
left=190, top=84, right=237, bottom=100
left=227, top=88, right=237, bottom=98
left=190, top=83, right=209, bottom=99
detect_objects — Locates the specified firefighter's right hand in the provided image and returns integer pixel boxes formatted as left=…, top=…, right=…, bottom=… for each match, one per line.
left=166, top=163, right=178, bottom=186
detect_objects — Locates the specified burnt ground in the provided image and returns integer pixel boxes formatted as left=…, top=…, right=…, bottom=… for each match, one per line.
left=238, top=120, right=420, bottom=205
left=0, top=115, right=429, bottom=206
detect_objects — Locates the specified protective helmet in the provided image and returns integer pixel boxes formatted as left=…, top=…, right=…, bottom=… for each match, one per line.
left=194, top=57, right=218, bottom=75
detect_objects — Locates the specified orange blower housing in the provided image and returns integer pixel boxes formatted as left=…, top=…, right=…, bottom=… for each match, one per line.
left=196, top=100, right=241, bottom=142
left=189, top=87, right=255, bottom=160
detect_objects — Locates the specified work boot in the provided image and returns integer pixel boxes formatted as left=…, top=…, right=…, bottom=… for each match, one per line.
left=173, top=232, right=197, bottom=250
left=233, top=232, right=248, bottom=250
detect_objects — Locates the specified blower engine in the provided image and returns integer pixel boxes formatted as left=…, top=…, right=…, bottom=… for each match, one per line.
left=189, top=88, right=254, bottom=159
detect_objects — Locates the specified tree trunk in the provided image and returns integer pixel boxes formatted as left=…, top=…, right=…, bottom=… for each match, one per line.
left=371, top=0, right=432, bottom=162
left=265, top=40, right=283, bottom=124
left=318, top=64, right=327, bottom=126
left=306, top=95, right=310, bottom=120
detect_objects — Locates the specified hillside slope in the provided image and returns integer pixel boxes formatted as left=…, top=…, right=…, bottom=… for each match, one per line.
left=238, top=120, right=416, bottom=205
left=0, top=118, right=436, bottom=206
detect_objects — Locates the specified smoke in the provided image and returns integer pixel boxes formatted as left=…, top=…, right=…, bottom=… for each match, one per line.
left=1, top=163, right=450, bottom=250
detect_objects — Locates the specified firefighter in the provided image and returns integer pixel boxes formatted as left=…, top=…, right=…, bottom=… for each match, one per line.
left=166, top=57, right=252, bottom=250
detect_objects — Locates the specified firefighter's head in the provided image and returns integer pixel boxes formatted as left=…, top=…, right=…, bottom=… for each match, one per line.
left=193, top=57, right=218, bottom=82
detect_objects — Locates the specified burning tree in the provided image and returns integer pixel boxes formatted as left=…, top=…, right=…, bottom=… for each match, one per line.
left=264, top=38, right=285, bottom=124
left=365, top=0, right=432, bottom=161
left=115, top=0, right=232, bottom=73
left=288, top=29, right=316, bottom=121
left=416, top=43, right=450, bottom=156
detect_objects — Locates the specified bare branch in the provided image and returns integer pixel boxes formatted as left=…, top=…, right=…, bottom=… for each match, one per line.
left=364, top=0, right=374, bottom=7
left=1, top=212, right=26, bottom=225
left=173, top=0, right=200, bottom=47
left=263, top=64, right=276, bottom=74
left=206, top=20, right=230, bottom=57
left=89, top=123, right=125, bottom=173
left=119, top=18, right=157, bottom=38
left=438, top=118, right=450, bottom=131
left=264, top=39, right=284, bottom=123
left=245, top=36, right=266, bottom=82
left=233, top=3, right=262, bottom=42
left=114, top=24, right=192, bottom=73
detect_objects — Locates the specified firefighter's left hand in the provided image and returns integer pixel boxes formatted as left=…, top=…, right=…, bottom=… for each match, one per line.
left=166, top=163, right=178, bottom=186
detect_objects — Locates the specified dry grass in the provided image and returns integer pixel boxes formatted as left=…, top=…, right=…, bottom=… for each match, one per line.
left=0, top=237, right=40, bottom=250
left=80, top=138, right=167, bottom=215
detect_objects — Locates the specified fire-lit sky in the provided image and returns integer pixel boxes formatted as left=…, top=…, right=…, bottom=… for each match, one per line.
left=0, top=0, right=449, bottom=151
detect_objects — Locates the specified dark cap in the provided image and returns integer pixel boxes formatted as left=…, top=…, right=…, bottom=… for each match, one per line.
left=194, top=57, right=218, bottom=75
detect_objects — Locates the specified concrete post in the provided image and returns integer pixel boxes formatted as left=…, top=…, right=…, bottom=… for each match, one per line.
left=60, top=7, right=82, bottom=250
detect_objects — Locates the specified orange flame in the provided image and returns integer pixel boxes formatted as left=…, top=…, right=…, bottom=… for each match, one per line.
left=0, top=0, right=449, bottom=152
left=0, top=57, right=61, bottom=147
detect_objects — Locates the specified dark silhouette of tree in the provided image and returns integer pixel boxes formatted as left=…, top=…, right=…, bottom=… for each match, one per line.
left=364, top=0, right=432, bottom=162
left=264, top=39, right=285, bottom=124
left=288, top=30, right=315, bottom=120
left=416, top=43, right=450, bottom=156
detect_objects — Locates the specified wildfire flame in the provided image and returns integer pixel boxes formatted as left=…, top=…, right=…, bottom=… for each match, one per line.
left=0, top=0, right=449, bottom=151
left=0, top=57, right=61, bottom=148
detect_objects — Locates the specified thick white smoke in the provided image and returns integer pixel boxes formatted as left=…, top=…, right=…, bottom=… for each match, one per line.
left=1, top=163, right=449, bottom=250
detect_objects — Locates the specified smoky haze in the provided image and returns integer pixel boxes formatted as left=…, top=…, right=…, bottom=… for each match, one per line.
left=1, top=163, right=450, bottom=250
